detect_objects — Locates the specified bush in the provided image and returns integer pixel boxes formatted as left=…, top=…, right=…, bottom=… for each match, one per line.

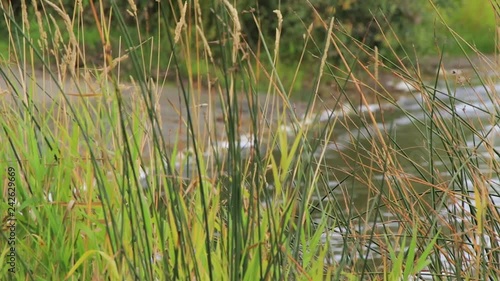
left=234, top=0, right=459, bottom=61
left=1, top=0, right=459, bottom=60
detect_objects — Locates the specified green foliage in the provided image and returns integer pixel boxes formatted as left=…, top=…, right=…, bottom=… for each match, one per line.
left=386, top=225, right=440, bottom=280
left=1, top=0, right=499, bottom=279
left=442, top=0, right=496, bottom=53
left=233, top=0, right=459, bottom=61
left=0, top=0, right=472, bottom=63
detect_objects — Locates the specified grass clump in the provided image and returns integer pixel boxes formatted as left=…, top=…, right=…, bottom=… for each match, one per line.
left=1, top=0, right=500, bottom=280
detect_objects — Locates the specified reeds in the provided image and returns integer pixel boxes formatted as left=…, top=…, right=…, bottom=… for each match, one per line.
left=0, top=0, right=499, bottom=280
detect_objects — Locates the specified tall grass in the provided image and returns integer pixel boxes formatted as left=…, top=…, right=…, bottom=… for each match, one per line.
left=1, top=0, right=499, bottom=280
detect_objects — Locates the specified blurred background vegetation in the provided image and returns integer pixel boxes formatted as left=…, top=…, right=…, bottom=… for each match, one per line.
left=0, top=0, right=496, bottom=81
